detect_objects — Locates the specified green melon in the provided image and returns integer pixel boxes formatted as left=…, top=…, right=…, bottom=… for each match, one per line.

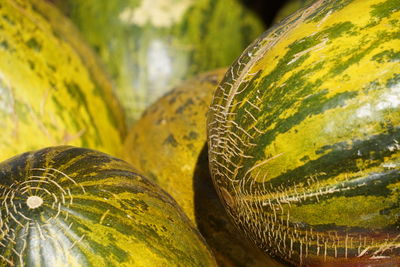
left=207, top=0, right=400, bottom=265
left=0, top=146, right=217, bottom=266
left=0, top=0, right=125, bottom=161
left=123, top=69, right=286, bottom=267
left=53, top=0, right=265, bottom=124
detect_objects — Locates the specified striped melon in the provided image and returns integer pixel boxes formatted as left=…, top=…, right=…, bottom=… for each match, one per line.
left=0, top=146, right=217, bottom=266
left=207, top=0, right=400, bottom=265
left=53, top=0, right=265, bottom=124
left=123, top=69, right=285, bottom=267
left=0, top=0, right=125, bottom=161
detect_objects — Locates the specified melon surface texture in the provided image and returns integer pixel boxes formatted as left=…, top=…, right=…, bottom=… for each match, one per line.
left=54, top=0, right=265, bottom=123
left=273, top=0, right=310, bottom=24
left=0, top=0, right=126, bottom=161
left=208, top=0, right=400, bottom=265
left=0, top=146, right=217, bottom=266
left=124, top=69, right=286, bottom=266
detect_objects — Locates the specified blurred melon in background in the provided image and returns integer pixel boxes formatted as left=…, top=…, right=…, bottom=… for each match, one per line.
left=52, top=0, right=266, bottom=124
left=0, top=0, right=126, bottom=161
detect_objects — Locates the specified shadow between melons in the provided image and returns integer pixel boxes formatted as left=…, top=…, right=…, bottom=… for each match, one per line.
left=193, top=143, right=290, bottom=267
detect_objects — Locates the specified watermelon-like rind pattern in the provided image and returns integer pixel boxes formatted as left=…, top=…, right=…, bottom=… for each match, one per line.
left=53, top=0, right=265, bottom=124
left=0, top=146, right=216, bottom=266
left=0, top=0, right=126, bottom=161
left=208, top=0, right=400, bottom=265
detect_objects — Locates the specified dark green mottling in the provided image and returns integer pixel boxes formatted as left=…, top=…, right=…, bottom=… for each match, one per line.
left=27, top=59, right=35, bottom=70
left=363, top=80, right=381, bottom=93
left=84, top=238, right=129, bottom=263
left=208, top=0, right=400, bottom=265
left=25, top=37, right=42, bottom=52
left=184, top=131, right=199, bottom=141
left=2, top=14, right=14, bottom=25
left=372, top=49, right=400, bottom=63
left=163, top=134, right=179, bottom=147
left=307, top=0, right=352, bottom=23
left=64, top=81, right=101, bottom=146
left=324, top=21, right=355, bottom=39
left=53, top=0, right=264, bottom=124
left=0, top=40, right=8, bottom=49
left=0, top=146, right=215, bottom=266
left=47, top=63, right=57, bottom=72
left=387, top=73, right=400, bottom=87
left=51, top=95, right=67, bottom=121
left=390, top=18, right=399, bottom=26
left=28, top=0, right=126, bottom=139
left=371, top=0, right=400, bottom=20
left=264, top=129, right=400, bottom=196
left=232, top=21, right=399, bottom=181
left=328, top=32, right=389, bottom=77
left=176, top=99, right=195, bottom=114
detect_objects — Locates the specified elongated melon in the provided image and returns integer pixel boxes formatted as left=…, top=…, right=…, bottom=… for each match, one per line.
left=0, top=0, right=125, bottom=161
left=0, top=146, right=217, bottom=266
left=208, top=0, right=400, bottom=265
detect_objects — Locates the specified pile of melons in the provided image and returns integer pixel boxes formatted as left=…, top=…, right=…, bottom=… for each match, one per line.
left=0, top=0, right=399, bottom=266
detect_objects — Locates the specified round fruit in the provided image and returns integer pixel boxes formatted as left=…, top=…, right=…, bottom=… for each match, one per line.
left=208, top=0, right=400, bottom=265
left=124, top=69, right=285, bottom=267
left=0, top=0, right=125, bottom=161
left=53, top=0, right=265, bottom=123
left=0, top=146, right=217, bottom=266
left=124, top=69, right=227, bottom=221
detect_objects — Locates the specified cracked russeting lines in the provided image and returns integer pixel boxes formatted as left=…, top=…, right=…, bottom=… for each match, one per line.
left=0, top=167, right=85, bottom=265
left=207, top=2, right=339, bottom=263
left=233, top=173, right=399, bottom=261
left=208, top=0, right=327, bottom=201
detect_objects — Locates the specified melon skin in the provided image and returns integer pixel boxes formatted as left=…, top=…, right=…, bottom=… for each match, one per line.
left=0, top=146, right=217, bottom=266
left=273, top=0, right=310, bottom=24
left=124, top=69, right=228, bottom=222
left=53, top=0, right=265, bottom=124
left=123, top=69, right=286, bottom=266
left=0, top=0, right=126, bottom=161
left=207, top=0, right=400, bottom=265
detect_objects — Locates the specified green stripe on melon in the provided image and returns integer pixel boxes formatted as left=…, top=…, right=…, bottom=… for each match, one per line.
left=0, top=0, right=126, bottom=161
left=0, top=146, right=216, bottom=266
left=208, top=0, right=400, bottom=265
left=53, top=0, right=265, bottom=124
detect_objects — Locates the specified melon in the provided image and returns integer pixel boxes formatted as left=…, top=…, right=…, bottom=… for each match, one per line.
left=207, top=0, right=400, bottom=265
left=0, top=0, right=126, bottom=161
left=53, top=0, right=265, bottom=123
left=124, top=69, right=285, bottom=266
left=0, top=146, right=217, bottom=266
